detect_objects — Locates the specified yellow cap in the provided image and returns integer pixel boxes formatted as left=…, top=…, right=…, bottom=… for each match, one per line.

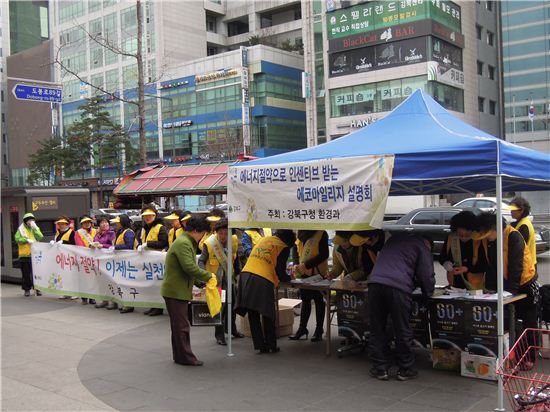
left=508, top=204, right=521, bottom=211
left=206, top=216, right=221, bottom=222
left=109, top=216, right=121, bottom=224
left=55, top=218, right=70, bottom=225
left=80, top=217, right=93, bottom=224
left=332, top=234, right=348, bottom=246
left=349, top=234, right=370, bottom=247
left=141, top=209, right=156, bottom=216
left=180, top=214, right=192, bottom=222
left=164, top=213, right=180, bottom=220
left=471, top=230, right=491, bottom=240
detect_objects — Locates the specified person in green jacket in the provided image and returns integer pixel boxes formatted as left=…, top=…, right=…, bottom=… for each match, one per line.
left=14, top=213, right=44, bottom=297
left=161, top=214, right=214, bottom=366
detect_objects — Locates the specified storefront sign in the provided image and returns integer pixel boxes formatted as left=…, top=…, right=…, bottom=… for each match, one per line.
left=195, top=68, right=239, bottom=83
left=31, top=197, right=59, bottom=211
left=163, top=120, right=193, bottom=129
left=427, top=60, right=464, bottom=89
left=228, top=155, right=394, bottom=230
left=375, top=36, right=427, bottom=69
left=431, top=36, right=463, bottom=70
left=327, top=0, right=461, bottom=40
left=328, top=18, right=464, bottom=53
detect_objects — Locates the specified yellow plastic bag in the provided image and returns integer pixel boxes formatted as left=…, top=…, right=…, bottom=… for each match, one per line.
left=205, top=274, right=221, bottom=317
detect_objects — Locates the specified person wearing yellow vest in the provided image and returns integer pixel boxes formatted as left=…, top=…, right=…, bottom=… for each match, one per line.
left=475, top=212, right=539, bottom=368
left=111, top=214, right=136, bottom=313
left=439, top=211, right=488, bottom=290
left=164, top=210, right=190, bottom=249
left=52, top=215, right=79, bottom=245
left=198, top=208, right=225, bottom=251
left=242, top=228, right=272, bottom=259
left=14, top=212, right=44, bottom=297
left=289, top=230, right=329, bottom=342
left=236, top=230, right=295, bottom=354
left=76, top=215, right=98, bottom=305
left=137, top=205, right=168, bottom=316
left=510, top=196, right=538, bottom=271
left=198, top=218, right=244, bottom=345
left=328, top=231, right=379, bottom=281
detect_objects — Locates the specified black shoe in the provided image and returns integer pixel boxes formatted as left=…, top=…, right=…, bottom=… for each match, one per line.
left=232, top=332, right=245, bottom=339
left=148, top=308, right=163, bottom=316
left=106, top=302, right=118, bottom=310
left=89, top=299, right=96, bottom=304
left=35, top=290, right=42, bottom=296
left=289, top=328, right=309, bottom=340
left=269, top=347, right=280, bottom=353
left=311, top=327, right=324, bottom=342
left=24, top=290, right=30, bottom=297
left=369, top=367, right=389, bottom=381
left=81, top=298, right=88, bottom=305
left=396, top=368, right=418, bottom=381
left=119, top=306, right=134, bottom=314
left=217, top=339, right=227, bottom=346
left=144, top=308, right=154, bottom=315
left=95, top=301, right=108, bottom=309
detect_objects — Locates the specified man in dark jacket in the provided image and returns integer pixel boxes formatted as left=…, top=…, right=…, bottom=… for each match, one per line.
left=367, top=233, right=435, bottom=381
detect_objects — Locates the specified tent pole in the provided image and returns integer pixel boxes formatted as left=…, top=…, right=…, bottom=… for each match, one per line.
left=227, top=227, right=234, bottom=357
left=495, top=175, right=505, bottom=412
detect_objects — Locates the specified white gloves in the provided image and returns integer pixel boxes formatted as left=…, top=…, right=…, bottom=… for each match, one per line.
left=29, top=221, right=38, bottom=230
left=106, top=246, right=115, bottom=254
left=27, top=239, right=35, bottom=244
left=49, top=240, right=55, bottom=246
left=57, top=240, right=63, bottom=245
left=50, top=240, right=63, bottom=246
left=442, top=261, right=454, bottom=272
left=137, top=244, right=145, bottom=252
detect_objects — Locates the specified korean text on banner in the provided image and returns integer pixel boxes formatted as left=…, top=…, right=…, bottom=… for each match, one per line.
left=31, top=243, right=166, bottom=309
left=227, top=155, right=394, bottom=230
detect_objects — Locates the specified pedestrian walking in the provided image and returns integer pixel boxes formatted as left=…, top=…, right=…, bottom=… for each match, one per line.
left=367, top=233, right=435, bottom=381
left=14, top=213, right=44, bottom=297
left=236, top=230, right=295, bottom=354
left=161, top=215, right=215, bottom=366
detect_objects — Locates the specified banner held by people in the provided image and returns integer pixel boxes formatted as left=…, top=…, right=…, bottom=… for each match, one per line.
left=228, top=155, right=394, bottom=230
left=32, top=243, right=166, bottom=308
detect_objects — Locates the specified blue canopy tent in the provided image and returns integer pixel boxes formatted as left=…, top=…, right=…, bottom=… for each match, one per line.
left=225, top=90, right=550, bottom=410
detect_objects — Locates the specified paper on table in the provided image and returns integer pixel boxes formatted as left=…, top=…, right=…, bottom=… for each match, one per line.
left=292, top=274, right=324, bottom=284
left=468, top=291, right=512, bottom=300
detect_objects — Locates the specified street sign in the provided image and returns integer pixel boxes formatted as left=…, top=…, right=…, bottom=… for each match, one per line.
left=12, top=83, right=62, bottom=103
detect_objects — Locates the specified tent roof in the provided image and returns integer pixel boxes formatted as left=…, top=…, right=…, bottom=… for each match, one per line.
left=113, top=162, right=229, bottom=196
left=234, top=90, right=550, bottom=195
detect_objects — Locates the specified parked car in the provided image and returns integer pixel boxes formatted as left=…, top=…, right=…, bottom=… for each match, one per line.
left=382, top=207, right=481, bottom=256
left=535, top=225, right=550, bottom=255
left=452, top=197, right=513, bottom=222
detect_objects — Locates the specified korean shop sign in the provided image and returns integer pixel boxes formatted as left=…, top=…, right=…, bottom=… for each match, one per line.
left=31, top=197, right=59, bottom=211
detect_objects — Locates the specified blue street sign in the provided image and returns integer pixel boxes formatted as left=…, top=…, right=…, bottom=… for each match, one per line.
left=12, top=83, right=62, bottom=103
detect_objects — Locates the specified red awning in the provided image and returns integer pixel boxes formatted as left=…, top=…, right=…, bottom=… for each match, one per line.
left=113, top=162, right=230, bottom=196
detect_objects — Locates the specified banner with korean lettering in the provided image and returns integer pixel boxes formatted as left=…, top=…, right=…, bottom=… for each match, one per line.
left=31, top=243, right=166, bottom=308
left=227, top=155, right=394, bottom=230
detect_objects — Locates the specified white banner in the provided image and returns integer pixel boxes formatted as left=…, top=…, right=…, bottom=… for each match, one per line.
left=31, top=243, right=166, bottom=308
left=227, top=155, right=394, bottom=230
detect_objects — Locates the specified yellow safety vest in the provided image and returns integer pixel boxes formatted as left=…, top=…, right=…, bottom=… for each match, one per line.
left=205, top=234, right=238, bottom=275
left=18, top=226, right=35, bottom=257
left=503, top=225, right=536, bottom=286
left=245, top=229, right=272, bottom=249
left=295, top=231, right=328, bottom=278
left=55, top=228, right=74, bottom=244
left=515, top=217, right=537, bottom=265
left=168, top=227, right=184, bottom=247
left=199, top=231, right=214, bottom=251
left=446, top=234, right=486, bottom=290
left=77, top=228, right=97, bottom=248
left=116, top=228, right=137, bottom=249
left=242, top=236, right=287, bottom=287
left=140, top=224, right=162, bottom=245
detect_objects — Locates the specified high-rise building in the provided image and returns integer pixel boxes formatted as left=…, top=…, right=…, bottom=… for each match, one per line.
left=302, top=0, right=502, bottom=144
left=1, top=1, right=10, bottom=187
left=501, top=0, right=549, bottom=154
left=8, top=0, right=49, bottom=54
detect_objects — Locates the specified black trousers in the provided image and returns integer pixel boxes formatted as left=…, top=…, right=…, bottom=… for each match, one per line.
left=515, top=281, right=540, bottom=362
left=164, top=297, right=198, bottom=364
left=248, top=309, right=277, bottom=351
left=20, top=258, right=34, bottom=291
left=299, top=289, right=325, bottom=331
left=215, top=288, right=238, bottom=341
left=368, top=283, right=415, bottom=371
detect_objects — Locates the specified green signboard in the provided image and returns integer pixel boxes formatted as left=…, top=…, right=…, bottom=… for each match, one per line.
left=327, top=0, right=461, bottom=41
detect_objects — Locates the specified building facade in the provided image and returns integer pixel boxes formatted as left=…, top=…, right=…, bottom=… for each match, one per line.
left=8, top=0, right=49, bottom=55
left=302, top=0, right=502, bottom=143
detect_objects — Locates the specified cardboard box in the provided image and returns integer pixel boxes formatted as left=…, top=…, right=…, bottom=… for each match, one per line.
left=461, top=352, right=497, bottom=381
left=432, top=347, right=461, bottom=371
left=239, top=299, right=300, bottom=338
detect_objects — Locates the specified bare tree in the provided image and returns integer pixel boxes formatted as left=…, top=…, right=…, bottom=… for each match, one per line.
left=53, top=0, right=165, bottom=167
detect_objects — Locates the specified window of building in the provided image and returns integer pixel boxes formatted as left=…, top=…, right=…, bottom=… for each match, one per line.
left=487, top=31, right=494, bottom=46
left=121, top=5, right=137, bottom=30
left=476, top=24, right=482, bottom=40
left=477, top=60, right=483, bottom=76
left=105, top=69, right=119, bottom=92
left=486, top=1, right=493, bottom=11
left=207, top=46, right=218, bottom=56
left=2, top=113, right=5, bottom=122
left=90, top=17, right=102, bottom=36
left=488, top=65, right=495, bottom=80
left=478, top=97, right=485, bottom=112
left=206, top=15, right=217, bottom=33
left=2, top=134, right=6, bottom=143
left=3, top=154, right=7, bottom=165
left=1, top=90, right=3, bottom=102
left=489, top=100, right=496, bottom=115
left=39, top=6, right=49, bottom=38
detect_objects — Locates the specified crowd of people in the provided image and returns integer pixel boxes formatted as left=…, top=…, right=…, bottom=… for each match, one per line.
left=14, top=196, right=540, bottom=376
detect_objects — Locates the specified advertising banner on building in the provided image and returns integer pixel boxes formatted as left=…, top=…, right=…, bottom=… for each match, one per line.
left=427, top=60, right=465, bottom=89
left=431, top=36, right=463, bottom=70
left=329, top=37, right=426, bottom=77
left=227, top=155, right=394, bottom=230
left=327, top=0, right=461, bottom=41
left=32, top=243, right=166, bottom=308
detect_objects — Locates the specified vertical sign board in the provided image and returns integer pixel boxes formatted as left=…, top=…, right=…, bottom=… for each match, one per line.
left=336, top=291, right=369, bottom=338
left=463, top=301, right=501, bottom=356
left=240, top=46, right=251, bottom=147
left=411, top=293, right=430, bottom=347
left=428, top=298, right=466, bottom=350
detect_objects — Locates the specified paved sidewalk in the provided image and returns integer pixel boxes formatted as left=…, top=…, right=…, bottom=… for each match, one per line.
left=2, top=283, right=501, bottom=411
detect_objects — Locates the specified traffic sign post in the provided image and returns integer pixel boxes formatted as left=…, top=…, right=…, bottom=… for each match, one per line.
left=12, top=83, right=62, bottom=103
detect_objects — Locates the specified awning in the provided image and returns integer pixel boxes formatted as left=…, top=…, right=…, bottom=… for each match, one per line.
left=113, top=162, right=230, bottom=197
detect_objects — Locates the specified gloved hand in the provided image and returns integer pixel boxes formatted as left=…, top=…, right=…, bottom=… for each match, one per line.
left=106, top=246, right=115, bottom=254
left=56, top=240, right=63, bottom=245
left=49, top=240, right=55, bottom=246
left=29, top=221, right=38, bottom=230
left=442, top=261, right=454, bottom=272
left=137, top=244, right=145, bottom=252
left=27, top=239, right=35, bottom=244
left=142, top=242, right=147, bottom=249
